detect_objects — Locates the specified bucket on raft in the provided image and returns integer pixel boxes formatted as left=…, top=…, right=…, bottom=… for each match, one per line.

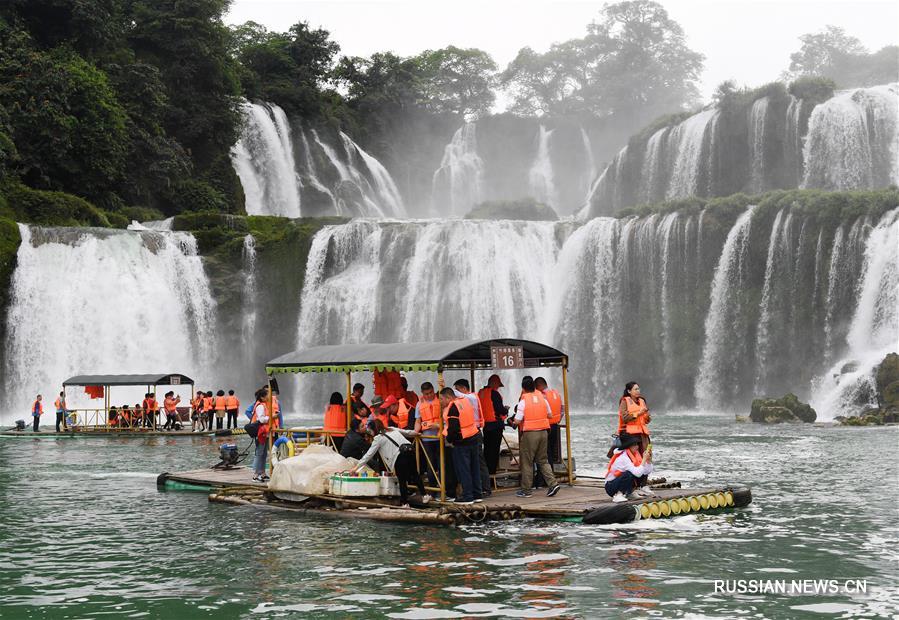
left=328, top=475, right=381, bottom=497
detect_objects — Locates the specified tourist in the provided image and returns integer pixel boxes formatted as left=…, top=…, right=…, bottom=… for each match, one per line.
left=510, top=376, right=561, bottom=498
left=369, top=395, right=389, bottom=428
left=414, top=382, right=454, bottom=491
left=31, top=394, right=43, bottom=432
left=535, top=377, right=563, bottom=464
left=141, top=393, right=151, bottom=428
left=350, top=383, right=368, bottom=417
left=391, top=392, right=415, bottom=430
left=203, top=391, right=214, bottom=430
left=108, top=405, right=118, bottom=427
left=251, top=388, right=271, bottom=482
left=146, top=392, right=159, bottom=428
left=323, top=392, right=347, bottom=451
left=163, top=391, right=180, bottom=430
left=439, top=387, right=481, bottom=504
left=214, top=389, right=227, bottom=430
left=121, top=404, right=132, bottom=428
left=54, top=391, right=68, bottom=432
left=617, top=382, right=651, bottom=454
left=477, top=374, right=507, bottom=475
left=454, top=379, right=491, bottom=496
left=339, top=417, right=369, bottom=460
left=190, top=393, right=201, bottom=432
left=352, top=418, right=430, bottom=507
left=225, top=390, right=240, bottom=430
left=400, top=376, right=419, bottom=407
left=604, top=433, right=654, bottom=502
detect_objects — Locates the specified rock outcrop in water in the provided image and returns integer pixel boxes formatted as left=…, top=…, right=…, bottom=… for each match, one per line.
left=750, top=394, right=817, bottom=423
left=838, top=353, right=899, bottom=425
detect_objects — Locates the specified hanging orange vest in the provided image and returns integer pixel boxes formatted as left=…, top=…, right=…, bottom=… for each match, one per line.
left=443, top=397, right=478, bottom=439
left=542, top=388, right=563, bottom=425
left=323, top=403, right=347, bottom=436
left=520, top=391, right=551, bottom=432
left=619, top=396, right=649, bottom=435
left=417, top=398, right=441, bottom=432
left=225, top=395, right=239, bottom=410
left=391, top=399, right=413, bottom=429
left=606, top=447, right=643, bottom=478
left=214, top=396, right=227, bottom=411
left=478, top=387, right=498, bottom=423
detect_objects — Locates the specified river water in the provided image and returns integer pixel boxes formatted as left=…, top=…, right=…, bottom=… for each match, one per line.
left=1, top=412, right=896, bottom=619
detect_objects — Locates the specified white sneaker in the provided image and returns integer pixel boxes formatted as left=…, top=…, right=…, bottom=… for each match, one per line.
left=635, top=487, right=655, bottom=497
left=611, top=492, right=627, bottom=503
left=421, top=494, right=432, bottom=504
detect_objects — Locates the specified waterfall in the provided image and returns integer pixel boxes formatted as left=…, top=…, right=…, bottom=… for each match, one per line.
left=231, top=101, right=301, bottom=218
left=529, top=126, right=556, bottom=207
left=753, top=210, right=794, bottom=391
left=802, top=83, right=899, bottom=190
left=665, top=109, right=718, bottom=200
left=823, top=217, right=869, bottom=361
left=640, top=128, right=669, bottom=204
left=749, top=97, right=769, bottom=192
left=785, top=96, right=804, bottom=185
left=241, top=234, right=258, bottom=345
left=695, top=207, right=756, bottom=409
left=658, top=212, right=681, bottom=388
left=579, top=127, right=598, bottom=203
left=339, top=132, right=406, bottom=218
left=297, top=128, right=337, bottom=211
left=2, top=225, right=216, bottom=419
left=811, top=209, right=899, bottom=420
left=431, top=123, right=484, bottom=216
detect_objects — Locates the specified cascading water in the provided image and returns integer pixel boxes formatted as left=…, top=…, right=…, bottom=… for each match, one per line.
left=695, top=207, right=756, bottom=409
left=811, top=209, right=899, bottom=420
left=2, top=225, right=217, bottom=419
left=665, top=108, right=718, bottom=200
left=529, top=126, right=557, bottom=207
left=242, top=234, right=258, bottom=345
left=802, top=84, right=899, bottom=190
left=749, top=97, right=769, bottom=192
left=231, top=101, right=302, bottom=218
left=431, top=123, right=484, bottom=216
left=640, top=128, right=669, bottom=204
left=340, top=132, right=406, bottom=218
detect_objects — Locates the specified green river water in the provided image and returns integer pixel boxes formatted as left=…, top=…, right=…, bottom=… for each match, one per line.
left=1, top=412, right=896, bottom=619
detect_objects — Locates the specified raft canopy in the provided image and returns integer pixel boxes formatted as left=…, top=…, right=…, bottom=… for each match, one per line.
left=266, top=338, right=568, bottom=374
left=62, top=373, right=194, bottom=387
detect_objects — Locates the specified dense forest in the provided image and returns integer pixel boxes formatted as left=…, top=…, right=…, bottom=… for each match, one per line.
left=0, top=0, right=895, bottom=226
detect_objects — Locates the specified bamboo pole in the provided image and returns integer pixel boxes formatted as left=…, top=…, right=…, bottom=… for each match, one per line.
left=345, top=371, right=352, bottom=432
left=561, top=362, right=573, bottom=485
left=437, top=370, right=445, bottom=503
left=266, top=376, right=274, bottom=474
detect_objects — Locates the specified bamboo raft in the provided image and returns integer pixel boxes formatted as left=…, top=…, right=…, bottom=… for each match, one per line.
left=0, top=428, right=216, bottom=438
left=157, top=467, right=752, bottom=526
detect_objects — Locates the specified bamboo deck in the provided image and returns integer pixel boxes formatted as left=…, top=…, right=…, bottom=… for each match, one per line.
left=158, top=466, right=746, bottom=525
left=0, top=428, right=216, bottom=438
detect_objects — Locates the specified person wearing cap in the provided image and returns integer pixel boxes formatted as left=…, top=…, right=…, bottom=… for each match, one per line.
left=478, top=374, right=508, bottom=475
left=453, top=379, right=491, bottom=496
left=604, top=432, right=654, bottom=502
left=369, top=395, right=390, bottom=429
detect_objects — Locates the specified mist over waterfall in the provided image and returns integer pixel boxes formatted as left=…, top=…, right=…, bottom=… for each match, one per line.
left=528, top=126, right=557, bottom=208
left=2, top=226, right=217, bottom=418
left=431, top=123, right=484, bottom=216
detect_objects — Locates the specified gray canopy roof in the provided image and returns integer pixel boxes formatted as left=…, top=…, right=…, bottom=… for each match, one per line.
left=63, top=374, right=194, bottom=387
left=266, top=339, right=567, bottom=374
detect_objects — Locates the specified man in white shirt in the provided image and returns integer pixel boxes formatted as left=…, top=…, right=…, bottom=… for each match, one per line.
left=605, top=433, right=654, bottom=502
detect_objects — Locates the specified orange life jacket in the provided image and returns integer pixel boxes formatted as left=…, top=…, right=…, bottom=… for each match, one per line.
left=391, top=399, right=412, bottom=429
left=542, top=388, right=563, bottom=425
left=606, top=447, right=643, bottom=478
left=619, top=396, right=649, bottom=436
left=32, top=400, right=43, bottom=415
left=443, top=397, right=478, bottom=440
left=164, top=397, right=177, bottom=413
left=202, top=396, right=213, bottom=412
left=149, top=398, right=159, bottom=412
left=225, top=395, right=239, bottom=410
left=478, top=387, right=498, bottom=423
left=402, top=390, right=419, bottom=407
left=373, top=410, right=390, bottom=429
left=417, top=398, right=441, bottom=432
left=214, top=396, right=227, bottom=411
left=54, top=398, right=63, bottom=410
left=323, top=403, right=347, bottom=436
left=520, top=391, right=550, bottom=432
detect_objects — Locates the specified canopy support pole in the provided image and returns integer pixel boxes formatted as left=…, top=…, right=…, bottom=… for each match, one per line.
left=438, top=370, right=445, bottom=503
left=469, top=364, right=475, bottom=392
left=345, top=372, right=352, bottom=432
left=267, top=376, right=274, bottom=474
left=562, top=363, right=573, bottom=485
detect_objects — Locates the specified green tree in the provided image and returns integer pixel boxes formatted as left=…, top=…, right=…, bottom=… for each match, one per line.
left=787, top=26, right=867, bottom=78
left=416, top=46, right=497, bottom=117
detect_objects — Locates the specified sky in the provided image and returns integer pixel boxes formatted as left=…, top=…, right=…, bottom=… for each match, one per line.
left=226, top=0, right=899, bottom=107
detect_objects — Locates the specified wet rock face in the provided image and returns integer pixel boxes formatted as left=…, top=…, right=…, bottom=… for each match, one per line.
left=750, top=393, right=817, bottom=423
left=838, top=353, right=899, bottom=426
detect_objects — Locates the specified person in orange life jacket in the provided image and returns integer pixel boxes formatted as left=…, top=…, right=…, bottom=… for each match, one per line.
left=453, top=379, right=491, bottom=497
left=369, top=395, right=391, bottom=429
left=617, top=382, right=651, bottom=454
left=32, top=394, right=44, bottom=432
left=510, top=376, right=562, bottom=499
left=350, top=383, right=368, bottom=422
left=440, top=387, right=482, bottom=504
left=202, top=391, right=215, bottom=431
left=352, top=418, right=431, bottom=507
left=225, top=390, right=240, bottom=430
left=534, top=377, right=563, bottom=464
left=413, top=382, right=457, bottom=493
left=323, top=392, right=348, bottom=451
left=605, top=432, right=654, bottom=502
left=399, top=376, right=419, bottom=408
left=162, top=391, right=181, bottom=430
left=54, top=391, right=68, bottom=432
left=214, top=390, right=227, bottom=430
left=146, top=392, right=159, bottom=428
left=251, top=388, right=271, bottom=481
left=339, top=416, right=370, bottom=461
left=120, top=404, right=132, bottom=428
left=478, top=374, right=508, bottom=475
left=190, top=393, right=202, bottom=432
left=108, top=405, right=118, bottom=426
left=140, top=393, right=151, bottom=428
left=389, top=393, right=415, bottom=430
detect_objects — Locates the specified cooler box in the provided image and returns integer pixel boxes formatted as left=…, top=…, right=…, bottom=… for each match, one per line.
left=328, top=474, right=381, bottom=497
left=379, top=475, right=400, bottom=497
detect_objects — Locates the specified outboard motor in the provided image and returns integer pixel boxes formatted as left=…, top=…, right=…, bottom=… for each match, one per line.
left=215, top=443, right=240, bottom=469
left=15, top=420, right=25, bottom=431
